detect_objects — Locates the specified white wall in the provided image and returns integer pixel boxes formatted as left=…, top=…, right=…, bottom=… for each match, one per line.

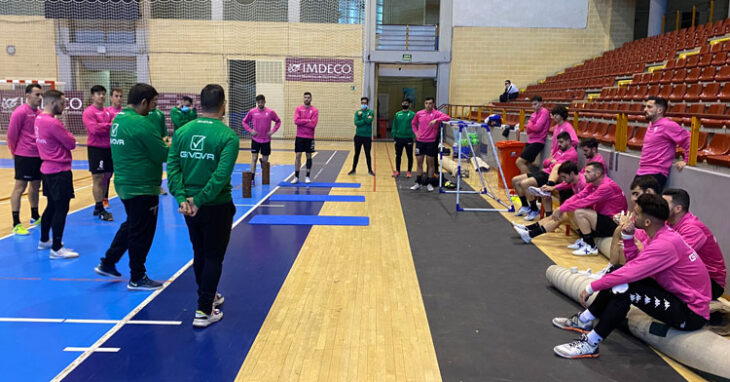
left=452, top=0, right=589, bottom=28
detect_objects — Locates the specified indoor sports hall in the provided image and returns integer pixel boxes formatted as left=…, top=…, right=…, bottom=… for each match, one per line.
left=1, top=0, right=730, bottom=381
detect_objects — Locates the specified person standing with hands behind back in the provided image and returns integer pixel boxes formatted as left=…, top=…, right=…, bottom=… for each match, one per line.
left=392, top=99, right=415, bottom=178
left=348, top=97, right=375, bottom=176
left=167, top=84, right=240, bottom=328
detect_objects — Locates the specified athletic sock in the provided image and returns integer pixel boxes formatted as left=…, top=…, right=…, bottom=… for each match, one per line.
left=31, top=208, right=40, bottom=221
left=586, top=330, right=603, bottom=346
left=295, top=170, right=300, bottom=179
left=519, top=196, right=528, bottom=208
left=12, top=211, right=20, bottom=226
left=544, top=211, right=552, bottom=217
left=529, top=200, right=538, bottom=211
left=306, top=158, right=312, bottom=176
left=525, top=223, right=540, bottom=230
left=579, top=310, right=596, bottom=323
left=528, top=225, right=547, bottom=238
left=583, top=233, right=596, bottom=248
left=95, top=202, right=103, bottom=212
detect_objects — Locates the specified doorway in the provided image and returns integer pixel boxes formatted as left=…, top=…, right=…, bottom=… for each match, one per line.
left=375, top=65, right=437, bottom=139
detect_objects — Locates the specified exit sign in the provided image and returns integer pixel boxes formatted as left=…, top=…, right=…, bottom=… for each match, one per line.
left=402, top=54, right=412, bottom=62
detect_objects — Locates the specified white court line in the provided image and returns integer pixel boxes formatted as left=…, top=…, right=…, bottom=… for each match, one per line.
left=313, top=151, right=336, bottom=180
left=51, top=169, right=297, bottom=382
left=0, top=317, right=182, bottom=325
left=64, top=347, right=119, bottom=353
left=235, top=203, right=285, bottom=208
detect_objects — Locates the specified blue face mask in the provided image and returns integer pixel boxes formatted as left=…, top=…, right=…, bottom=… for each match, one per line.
left=181, top=106, right=190, bottom=112
left=361, top=104, right=367, bottom=110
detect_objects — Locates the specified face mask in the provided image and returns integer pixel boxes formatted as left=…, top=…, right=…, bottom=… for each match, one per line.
left=402, top=105, right=409, bottom=110
left=361, top=104, right=367, bottom=110
left=181, top=106, right=190, bottom=112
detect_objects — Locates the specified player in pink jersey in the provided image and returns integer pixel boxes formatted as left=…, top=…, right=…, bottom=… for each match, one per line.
left=35, top=90, right=79, bottom=259
left=292, top=92, right=319, bottom=184
left=242, top=94, right=281, bottom=186
left=552, top=194, right=710, bottom=359
left=662, top=188, right=726, bottom=299
left=107, top=88, right=124, bottom=120
left=82, top=85, right=114, bottom=221
left=7, top=84, right=43, bottom=235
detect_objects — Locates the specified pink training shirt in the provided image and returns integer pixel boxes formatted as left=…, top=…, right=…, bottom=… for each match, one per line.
left=411, top=109, right=450, bottom=143
left=83, top=105, right=113, bottom=148
left=550, top=121, right=579, bottom=155
left=7, top=103, right=41, bottom=157
left=107, top=105, right=123, bottom=121
left=525, top=107, right=551, bottom=144
left=637, top=117, right=690, bottom=177
left=242, top=107, right=282, bottom=143
left=560, top=176, right=627, bottom=216
left=542, top=147, right=578, bottom=174
left=592, top=225, right=711, bottom=319
left=35, top=113, right=76, bottom=174
left=294, top=105, right=319, bottom=139
left=671, top=212, right=726, bottom=287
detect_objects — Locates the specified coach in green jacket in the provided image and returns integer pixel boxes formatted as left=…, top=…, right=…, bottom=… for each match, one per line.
left=347, top=96, right=375, bottom=176
left=392, top=100, right=415, bottom=177
left=170, top=96, right=198, bottom=131
left=167, top=84, right=239, bottom=328
left=95, top=83, right=169, bottom=291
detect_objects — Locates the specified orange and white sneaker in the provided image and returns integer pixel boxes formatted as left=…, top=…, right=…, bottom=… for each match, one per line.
left=392, top=171, right=400, bottom=178
left=103, top=198, right=110, bottom=208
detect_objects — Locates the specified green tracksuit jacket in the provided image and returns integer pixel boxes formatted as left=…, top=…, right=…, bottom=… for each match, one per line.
left=354, top=108, right=374, bottom=137
left=171, top=107, right=198, bottom=131
left=148, top=108, right=168, bottom=138
left=392, top=110, right=415, bottom=139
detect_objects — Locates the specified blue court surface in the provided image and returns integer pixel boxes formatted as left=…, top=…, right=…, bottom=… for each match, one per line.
left=0, top=150, right=365, bottom=381
left=249, top=214, right=369, bottom=226
left=277, top=181, right=361, bottom=188
left=269, top=194, right=365, bottom=202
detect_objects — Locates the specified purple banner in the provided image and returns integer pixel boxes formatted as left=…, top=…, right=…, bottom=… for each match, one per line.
left=286, top=58, right=354, bottom=83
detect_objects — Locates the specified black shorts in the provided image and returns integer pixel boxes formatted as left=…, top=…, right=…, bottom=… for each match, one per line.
left=530, top=169, right=550, bottom=187
left=633, top=173, right=667, bottom=191
left=14, top=155, right=42, bottom=181
left=711, top=279, right=724, bottom=300
left=595, top=213, right=619, bottom=237
left=87, top=146, right=113, bottom=174
left=42, top=171, right=75, bottom=200
left=558, top=189, right=574, bottom=203
left=251, top=141, right=271, bottom=156
left=415, top=141, right=437, bottom=157
left=295, top=137, right=315, bottom=153
left=519, top=142, right=545, bottom=163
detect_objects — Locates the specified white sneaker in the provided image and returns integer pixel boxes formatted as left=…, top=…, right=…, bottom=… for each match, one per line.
left=213, top=292, right=224, bottom=308
left=553, top=334, right=599, bottom=359
left=305, top=176, right=311, bottom=184
left=524, top=210, right=540, bottom=221
left=511, top=221, right=527, bottom=230
left=515, top=206, right=531, bottom=217
left=38, top=239, right=52, bottom=250
left=50, top=247, right=79, bottom=259
left=528, top=186, right=551, bottom=198
left=572, top=244, right=599, bottom=256
left=410, top=183, right=421, bottom=190
left=514, top=226, right=532, bottom=243
left=567, top=238, right=585, bottom=249
left=290, top=177, right=299, bottom=184
left=426, top=184, right=434, bottom=192
left=193, top=308, right=223, bottom=328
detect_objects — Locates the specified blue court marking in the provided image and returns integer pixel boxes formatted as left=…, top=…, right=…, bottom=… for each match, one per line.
left=0, top=158, right=91, bottom=171
left=269, top=194, right=365, bottom=202
left=277, top=181, right=361, bottom=188
left=0, top=164, right=293, bottom=382
left=63, top=151, right=354, bottom=381
left=249, top=214, right=369, bottom=226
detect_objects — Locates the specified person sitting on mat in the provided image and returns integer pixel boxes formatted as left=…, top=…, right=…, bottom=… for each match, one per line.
left=512, top=132, right=577, bottom=221
left=551, top=193, right=710, bottom=359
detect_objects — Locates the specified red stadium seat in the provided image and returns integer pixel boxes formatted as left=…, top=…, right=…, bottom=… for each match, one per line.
left=698, top=133, right=730, bottom=161
left=683, top=67, right=701, bottom=83
left=699, top=83, right=720, bottom=102
left=715, top=65, right=730, bottom=81
left=700, top=103, right=728, bottom=128
left=719, top=83, right=730, bottom=102
left=681, top=103, right=705, bottom=126
left=711, top=51, right=727, bottom=66
left=699, top=66, right=717, bottom=82
left=627, top=127, right=647, bottom=150
left=669, top=84, right=688, bottom=102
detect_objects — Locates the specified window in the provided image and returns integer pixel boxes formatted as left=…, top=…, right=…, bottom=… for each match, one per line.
left=301, top=0, right=364, bottom=24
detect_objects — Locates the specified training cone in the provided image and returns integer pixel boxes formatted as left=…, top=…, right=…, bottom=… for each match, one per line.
left=241, top=171, right=253, bottom=198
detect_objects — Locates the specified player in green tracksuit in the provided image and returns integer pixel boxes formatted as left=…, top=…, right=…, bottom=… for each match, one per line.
left=347, top=96, right=375, bottom=176
left=392, top=100, right=415, bottom=178
left=170, top=96, right=198, bottom=131
left=167, top=84, right=239, bottom=328
left=94, top=83, right=169, bottom=291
